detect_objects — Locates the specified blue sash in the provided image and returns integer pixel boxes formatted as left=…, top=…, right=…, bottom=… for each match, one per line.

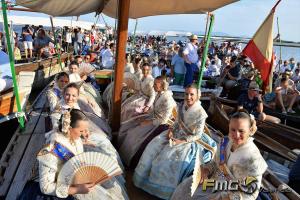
left=220, top=137, right=229, bottom=165
left=51, top=142, right=75, bottom=162
left=53, top=88, right=62, bottom=99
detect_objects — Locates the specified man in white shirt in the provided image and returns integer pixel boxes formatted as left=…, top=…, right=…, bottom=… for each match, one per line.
left=0, top=50, right=13, bottom=92
left=102, top=43, right=115, bottom=69
left=278, top=60, right=291, bottom=74
left=183, top=34, right=199, bottom=86
left=152, top=59, right=167, bottom=78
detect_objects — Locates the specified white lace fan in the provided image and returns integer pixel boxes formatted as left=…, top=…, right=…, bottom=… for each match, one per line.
left=191, top=149, right=202, bottom=196
left=57, top=152, right=122, bottom=199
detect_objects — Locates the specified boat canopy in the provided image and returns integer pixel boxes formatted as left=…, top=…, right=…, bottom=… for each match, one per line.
left=0, top=15, right=106, bottom=30
left=16, top=0, right=238, bottom=18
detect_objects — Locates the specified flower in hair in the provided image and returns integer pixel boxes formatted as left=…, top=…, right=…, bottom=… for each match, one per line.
left=61, top=110, right=71, bottom=134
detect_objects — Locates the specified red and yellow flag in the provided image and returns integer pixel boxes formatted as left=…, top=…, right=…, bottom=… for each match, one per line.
left=242, top=0, right=281, bottom=92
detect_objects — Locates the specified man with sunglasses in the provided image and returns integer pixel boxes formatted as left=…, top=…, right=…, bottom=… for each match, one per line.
left=237, top=81, right=280, bottom=123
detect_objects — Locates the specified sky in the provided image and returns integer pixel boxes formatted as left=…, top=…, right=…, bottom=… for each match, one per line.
left=6, top=0, right=300, bottom=42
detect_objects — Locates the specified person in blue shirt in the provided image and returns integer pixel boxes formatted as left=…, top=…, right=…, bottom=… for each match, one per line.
left=22, top=25, right=34, bottom=59
left=237, top=81, right=280, bottom=123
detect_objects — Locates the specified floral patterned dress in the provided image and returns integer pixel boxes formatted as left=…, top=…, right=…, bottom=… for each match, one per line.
left=133, top=101, right=217, bottom=199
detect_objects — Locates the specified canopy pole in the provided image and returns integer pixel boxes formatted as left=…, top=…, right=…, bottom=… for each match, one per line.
left=130, top=18, right=138, bottom=55
left=203, top=12, right=210, bottom=44
left=1, top=0, right=25, bottom=129
left=197, top=14, right=215, bottom=89
left=50, top=16, right=63, bottom=70
left=111, top=0, right=130, bottom=131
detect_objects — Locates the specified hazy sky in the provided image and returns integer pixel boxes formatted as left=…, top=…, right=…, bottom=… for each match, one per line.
left=7, top=0, right=300, bottom=42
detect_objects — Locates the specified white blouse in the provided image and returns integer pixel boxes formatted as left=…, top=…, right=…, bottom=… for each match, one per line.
left=140, top=75, right=155, bottom=107
left=152, top=90, right=176, bottom=126
left=37, top=133, right=83, bottom=198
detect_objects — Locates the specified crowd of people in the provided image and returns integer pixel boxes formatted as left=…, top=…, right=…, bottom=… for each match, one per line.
left=1, top=23, right=300, bottom=199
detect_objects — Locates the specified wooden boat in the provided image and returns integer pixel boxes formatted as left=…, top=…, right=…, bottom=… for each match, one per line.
left=14, top=53, right=69, bottom=91
left=263, top=103, right=300, bottom=128
left=0, top=71, right=35, bottom=124
left=207, top=95, right=298, bottom=162
left=3, top=1, right=299, bottom=199
left=213, top=96, right=300, bottom=150
left=0, top=84, right=299, bottom=199
left=217, top=96, right=300, bottom=129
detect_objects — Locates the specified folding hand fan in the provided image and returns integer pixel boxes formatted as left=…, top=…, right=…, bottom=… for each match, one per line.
left=57, top=152, right=122, bottom=199
left=191, top=150, right=202, bottom=196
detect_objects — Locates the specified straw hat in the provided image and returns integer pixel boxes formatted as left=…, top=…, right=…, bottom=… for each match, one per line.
left=190, top=34, right=198, bottom=40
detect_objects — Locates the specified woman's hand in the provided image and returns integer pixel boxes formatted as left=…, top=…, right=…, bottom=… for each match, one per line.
left=167, top=130, right=173, bottom=139
left=171, top=138, right=186, bottom=145
left=69, top=183, right=95, bottom=195
left=200, top=167, right=210, bottom=184
left=140, top=120, right=152, bottom=126
left=143, top=106, right=150, bottom=113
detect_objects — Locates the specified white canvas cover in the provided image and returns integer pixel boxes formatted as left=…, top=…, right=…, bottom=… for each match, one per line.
left=16, top=0, right=238, bottom=18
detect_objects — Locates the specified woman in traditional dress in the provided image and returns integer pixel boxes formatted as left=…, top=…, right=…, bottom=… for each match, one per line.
left=102, top=72, right=140, bottom=119
left=171, top=111, right=268, bottom=200
left=47, top=72, right=70, bottom=112
left=121, top=62, right=156, bottom=122
left=67, top=61, right=104, bottom=118
left=50, top=83, right=123, bottom=169
left=118, top=76, right=177, bottom=167
left=133, top=84, right=217, bottom=199
left=19, top=109, right=128, bottom=200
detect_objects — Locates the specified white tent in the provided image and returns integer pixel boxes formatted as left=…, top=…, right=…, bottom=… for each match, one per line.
left=0, top=15, right=106, bottom=30
left=147, top=30, right=166, bottom=36
left=165, top=31, right=192, bottom=37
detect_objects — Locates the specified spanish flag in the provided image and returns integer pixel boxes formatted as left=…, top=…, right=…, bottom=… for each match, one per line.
left=242, top=0, right=281, bottom=92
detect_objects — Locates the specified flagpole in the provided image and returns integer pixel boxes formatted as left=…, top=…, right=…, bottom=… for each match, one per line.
left=197, top=13, right=214, bottom=89
left=1, top=0, right=25, bottom=129
left=276, top=17, right=282, bottom=62
left=271, top=0, right=282, bottom=12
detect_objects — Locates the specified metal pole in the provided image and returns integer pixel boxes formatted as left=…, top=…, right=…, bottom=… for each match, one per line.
left=130, top=18, right=138, bottom=55
left=1, top=0, right=25, bottom=129
left=197, top=14, right=215, bottom=89
left=50, top=16, right=63, bottom=70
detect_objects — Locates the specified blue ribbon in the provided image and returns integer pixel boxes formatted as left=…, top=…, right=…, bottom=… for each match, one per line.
left=53, top=88, right=62, bottom=99
left=220, top=137, right=229, bottom=164
left=51, top=142, right=75, bottom=162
